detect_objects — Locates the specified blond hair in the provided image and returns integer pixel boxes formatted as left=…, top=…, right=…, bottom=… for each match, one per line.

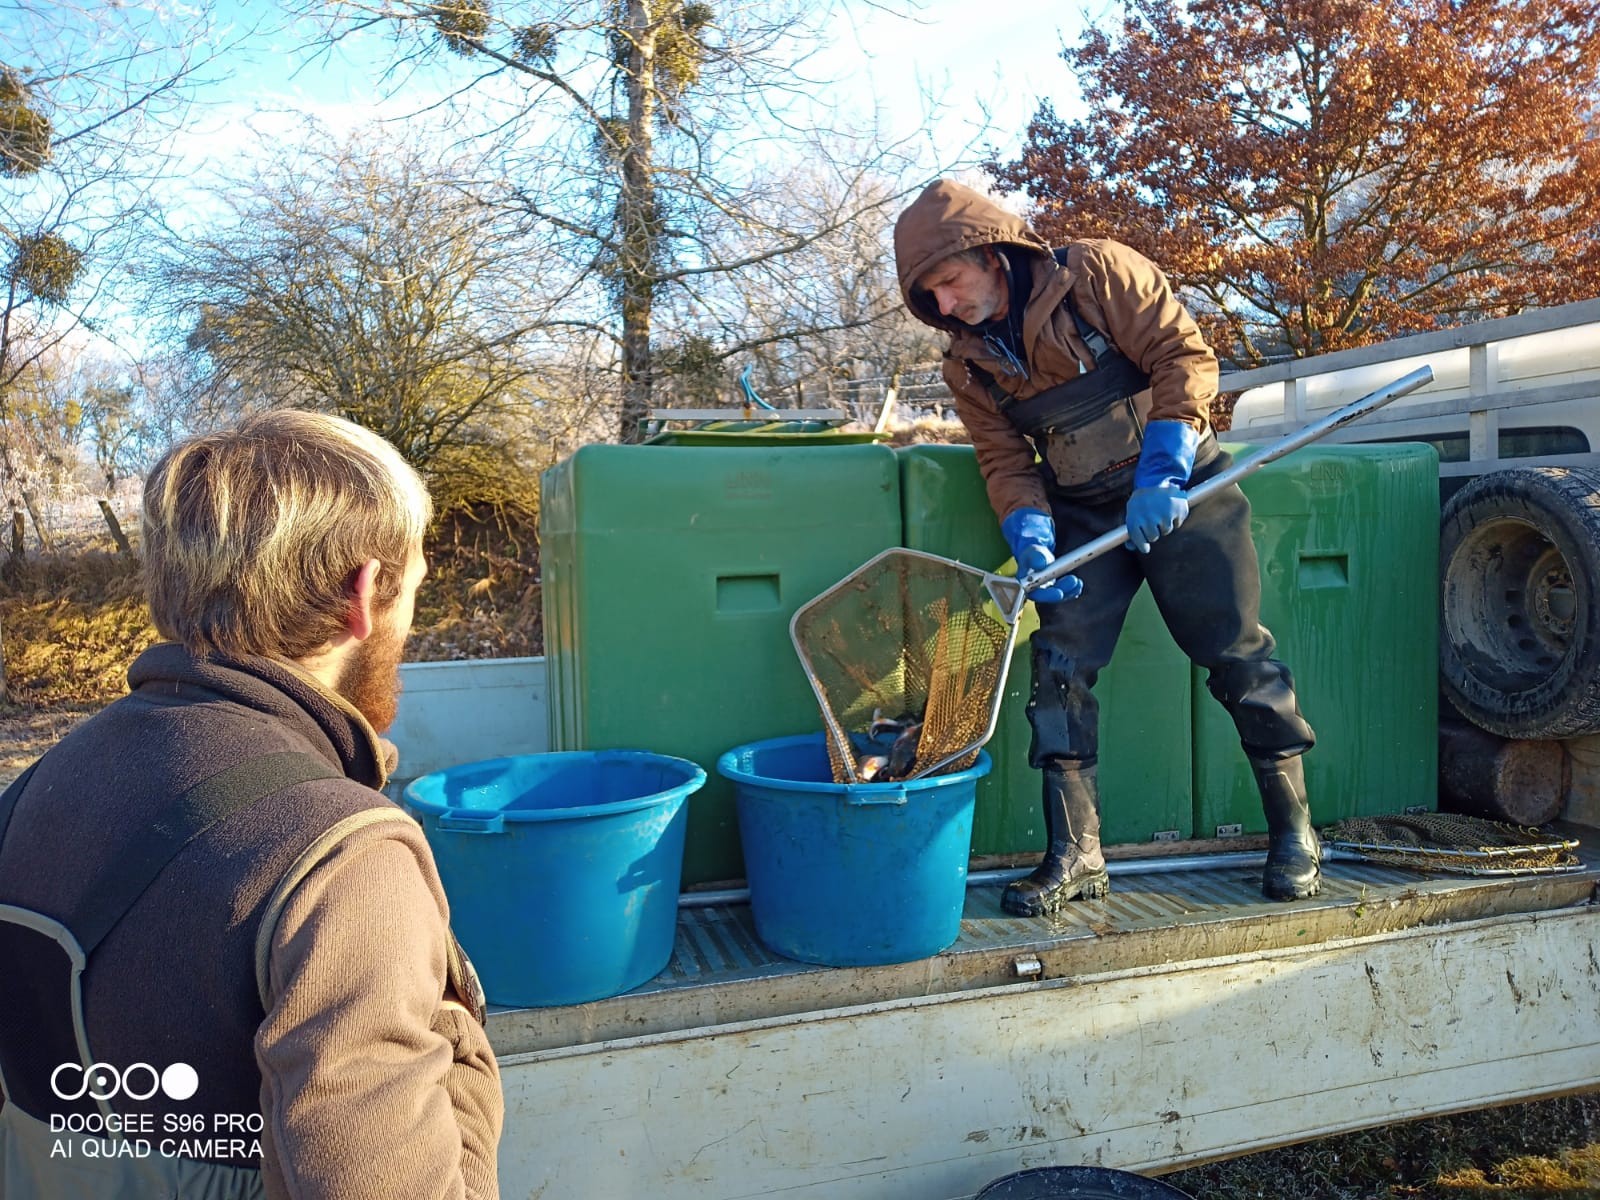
left=142, top=409, right=433, bottom=659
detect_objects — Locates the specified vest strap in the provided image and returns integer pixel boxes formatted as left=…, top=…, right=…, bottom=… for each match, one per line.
left=964, top=244, right=1139, bottom=418
left=0, top=760, right=40, bottom=847
left=70, top=752, right=341, bottom=954
left=1051, top=245, right=1116, bottom=365
left=961, top=245, right=1155, bottom=499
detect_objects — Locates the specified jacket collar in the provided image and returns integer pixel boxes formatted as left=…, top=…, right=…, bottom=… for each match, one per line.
left=126, top=643, right=391, bottom=790
left=950, top=251, right=1079, bottom=379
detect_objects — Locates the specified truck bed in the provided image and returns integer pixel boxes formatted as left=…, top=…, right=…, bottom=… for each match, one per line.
left=486, top=829, right=1600, bottom=1199
left=487, top=829, right=1600, bottom=1056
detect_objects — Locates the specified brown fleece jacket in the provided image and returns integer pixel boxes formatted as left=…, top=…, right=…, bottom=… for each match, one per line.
left=0, top=644, right=502, bottom=1199
left=894, top=178, right=1219, bottom=521
left=258, top=815, right=502, bottom=1200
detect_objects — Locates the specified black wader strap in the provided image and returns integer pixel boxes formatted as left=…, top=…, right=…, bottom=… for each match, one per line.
left=1051, top=244, right=1117, bottom=367
left=966, top=243, right=1125, bottom=413
left=68, top=751, right=342, bottom=955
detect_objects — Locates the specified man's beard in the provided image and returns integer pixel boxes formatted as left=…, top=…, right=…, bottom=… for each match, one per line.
left=336, top=619, right=406, bottom=733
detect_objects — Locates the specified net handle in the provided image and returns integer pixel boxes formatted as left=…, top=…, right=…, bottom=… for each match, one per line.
left=1019, top=365, right=1436, bottom=603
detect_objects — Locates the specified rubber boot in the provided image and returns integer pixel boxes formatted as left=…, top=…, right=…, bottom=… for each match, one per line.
left=1001, top=766, right=1110, bottom=916
left=1253, top=755, right=1321, bottom=901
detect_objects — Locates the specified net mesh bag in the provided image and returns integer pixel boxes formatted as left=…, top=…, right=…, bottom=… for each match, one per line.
left=1322, top=811, right=1581, bottom=875
left=790, top=549, right=1018, bottom=783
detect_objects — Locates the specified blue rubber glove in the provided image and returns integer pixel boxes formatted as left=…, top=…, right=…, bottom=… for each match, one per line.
left=1000, top=507, right=1083, bottom=603
left=1125, top=421, right=1202, bottom=554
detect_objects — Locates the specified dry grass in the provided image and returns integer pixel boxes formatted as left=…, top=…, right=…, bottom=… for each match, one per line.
left=1164, top=1093, right=1600, bottom=1199
left=1, top=550, right=161, bottom=708
left=405, top=512, right=543, bottom=662
left=0, top=513, right=543, bottom=773
left=0, top=511, right=543, bottom=691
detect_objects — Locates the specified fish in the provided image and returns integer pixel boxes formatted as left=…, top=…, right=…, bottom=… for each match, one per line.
left=856, top=754, right=890, bottom=781
left=885, top=721, right=923, bottom=779
left=849, top=709, right=924, bottom=782
left=869, top=708, right=917, bottom=740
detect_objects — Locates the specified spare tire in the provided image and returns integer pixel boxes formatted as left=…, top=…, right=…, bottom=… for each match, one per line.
left=1440, top=466, right=1600, bottom=738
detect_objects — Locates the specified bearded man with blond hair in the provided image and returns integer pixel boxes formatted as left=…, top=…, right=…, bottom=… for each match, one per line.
left=0, top=410, right=503, bottom=1198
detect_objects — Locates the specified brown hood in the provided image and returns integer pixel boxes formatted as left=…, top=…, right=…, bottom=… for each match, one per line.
left=894, top=179, right=1052, bottom=332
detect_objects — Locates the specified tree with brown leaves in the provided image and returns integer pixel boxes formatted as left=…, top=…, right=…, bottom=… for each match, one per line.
left=990, top=0, right=1600, bottom=366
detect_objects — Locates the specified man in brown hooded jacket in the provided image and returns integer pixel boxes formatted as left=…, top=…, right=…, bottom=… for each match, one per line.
left=894, top=178, right=1320, bottom=910
left=0, top=410, right=502, bottom=1197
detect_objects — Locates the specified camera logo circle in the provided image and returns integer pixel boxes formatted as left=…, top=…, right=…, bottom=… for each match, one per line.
left=50, top=1062, right=198, bottom=1102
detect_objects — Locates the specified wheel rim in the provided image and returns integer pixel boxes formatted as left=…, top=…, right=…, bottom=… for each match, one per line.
left=1444, top=515, right=1574, bottom=692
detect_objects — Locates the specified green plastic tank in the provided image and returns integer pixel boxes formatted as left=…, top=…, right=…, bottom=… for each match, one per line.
left=1191, top=443, right=1440, bottom=836
left=540, top=443, right=903, bottom=886
left=897, top=445, right=1193, bottom=852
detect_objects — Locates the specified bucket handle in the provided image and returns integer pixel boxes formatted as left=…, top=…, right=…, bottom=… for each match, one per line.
left=438, top=810, right=506, bottom=834
left=848, top=787, right=908, bottom=807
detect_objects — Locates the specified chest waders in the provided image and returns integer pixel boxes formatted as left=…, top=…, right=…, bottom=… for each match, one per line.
left=966, top=252, right=1157, bottom=504
left=0, top=752, right=337, bottom=1198
left=966, top=259, right=1321, bottom=911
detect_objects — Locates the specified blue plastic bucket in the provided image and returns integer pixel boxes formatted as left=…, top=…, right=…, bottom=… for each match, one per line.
left=403, top=750, right=705, bottom=1007
left=717, top=733, right=990, bottom=967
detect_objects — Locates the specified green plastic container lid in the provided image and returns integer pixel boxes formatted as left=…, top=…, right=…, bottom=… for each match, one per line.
left=643, top=421, right=889, bottom=446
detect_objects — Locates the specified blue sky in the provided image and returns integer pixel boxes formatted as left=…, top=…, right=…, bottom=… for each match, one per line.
left=3, top=1, right=1100, bottom=356
left=824, top=0, right=1094, bottom=160
left=168, top=1, right=1097, bottom=191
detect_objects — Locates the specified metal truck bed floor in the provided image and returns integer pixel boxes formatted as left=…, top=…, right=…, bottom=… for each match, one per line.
left=485, top=828, right=1600, bottom=1056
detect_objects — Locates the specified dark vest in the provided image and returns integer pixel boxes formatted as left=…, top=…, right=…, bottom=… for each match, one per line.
left=966, top=246, right=1157, bottom=501
left=0, top=647, right=393, bottom=1168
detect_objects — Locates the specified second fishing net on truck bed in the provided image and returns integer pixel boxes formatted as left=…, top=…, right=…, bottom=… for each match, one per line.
left=788, top=548, right=1022, bottom=784
left=1321, top=812, right=1582, bottom=875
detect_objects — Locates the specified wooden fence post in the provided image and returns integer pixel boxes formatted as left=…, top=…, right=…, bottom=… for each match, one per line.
left=98, top=500, right=133, bottom=556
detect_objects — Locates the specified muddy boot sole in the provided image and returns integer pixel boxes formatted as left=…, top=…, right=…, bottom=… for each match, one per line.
left=1002, top=868, right=1111, bottom=917
left=1262, top=868, right=1322, bottom=902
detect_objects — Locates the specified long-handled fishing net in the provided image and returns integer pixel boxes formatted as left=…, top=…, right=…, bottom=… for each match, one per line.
left=791, top=366, right=1436, bottom=784
left=1322, top=812, right=1582, bottom=876
left=788, top=547, right=1019, bottom=784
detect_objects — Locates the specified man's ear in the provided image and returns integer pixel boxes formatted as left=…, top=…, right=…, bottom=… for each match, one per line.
left=346, top=559, right=382, bottom=641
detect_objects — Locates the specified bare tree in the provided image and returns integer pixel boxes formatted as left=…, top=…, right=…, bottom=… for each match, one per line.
left=0, top=358, right=66, bottom=553
left=0, top=1, right=230, bottom=537
left=653, top=160, right=944, bottom=411
left=66, top=356, right=147, bottom=498
left=158, top=124, right=603, bottom=515
left=298, top=0, right=931, bottom=441
left=0, top=1, right=225, bottom=382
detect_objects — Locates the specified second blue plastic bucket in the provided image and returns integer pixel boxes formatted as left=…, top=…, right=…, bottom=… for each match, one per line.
left=717, top=733, right=990, bottom=967
left=403, top=750, right=705, bottom=1007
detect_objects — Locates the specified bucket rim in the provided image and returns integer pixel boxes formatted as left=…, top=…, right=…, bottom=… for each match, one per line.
left=402, top=749, right=707, bottom=821
left=715, top=732, right=991, bottom=794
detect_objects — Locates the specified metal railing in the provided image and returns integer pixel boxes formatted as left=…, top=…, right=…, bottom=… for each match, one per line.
left=1220, top=298, right=1600, bottom=477
left=741, top=298, right=1600, bottom=467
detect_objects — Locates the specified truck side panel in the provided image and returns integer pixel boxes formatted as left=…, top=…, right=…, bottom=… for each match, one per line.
left=494, top=905, right=1600, bottom=1200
